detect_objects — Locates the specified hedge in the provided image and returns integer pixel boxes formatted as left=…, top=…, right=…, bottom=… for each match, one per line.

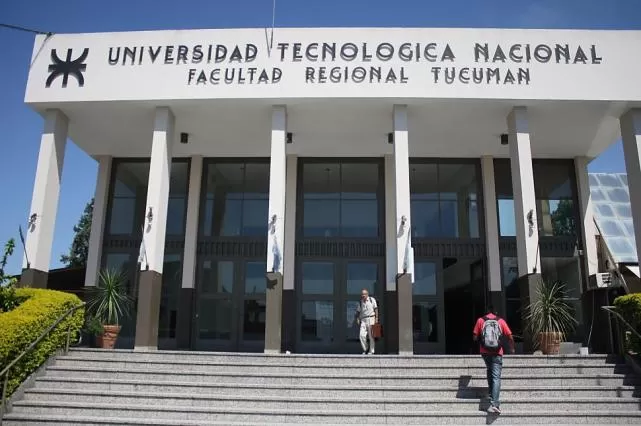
left=614, top=293, right=641, bottom=354
left=0, top=288, right=84, bottom=396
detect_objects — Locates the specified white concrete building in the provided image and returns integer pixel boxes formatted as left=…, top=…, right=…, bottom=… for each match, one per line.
left=20, top=27, right=641, bottom=353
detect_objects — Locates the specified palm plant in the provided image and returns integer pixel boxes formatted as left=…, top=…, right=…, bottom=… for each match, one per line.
left=87, top=268, right=133, bottom=326
left=525, top=279, right=578, bottom=354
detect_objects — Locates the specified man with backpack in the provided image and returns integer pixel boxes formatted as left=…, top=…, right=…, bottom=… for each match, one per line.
left=355, top=288, right=378, bottom=354
left=472, top=305, right=515, bottom=414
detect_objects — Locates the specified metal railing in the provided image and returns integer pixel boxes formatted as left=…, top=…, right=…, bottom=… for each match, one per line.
left=601, top=305, right=641, bottom=355
left=0, top=302, right=85, bottom=421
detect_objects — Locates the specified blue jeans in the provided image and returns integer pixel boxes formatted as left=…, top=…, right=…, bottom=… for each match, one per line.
left=482, top=354, right=503, bottom=408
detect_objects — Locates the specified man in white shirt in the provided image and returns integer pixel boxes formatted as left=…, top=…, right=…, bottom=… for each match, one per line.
left=355, top=288, right=379, bottom=354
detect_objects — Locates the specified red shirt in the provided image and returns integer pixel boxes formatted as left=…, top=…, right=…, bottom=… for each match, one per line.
left=473, top=313, right=512, bottom=355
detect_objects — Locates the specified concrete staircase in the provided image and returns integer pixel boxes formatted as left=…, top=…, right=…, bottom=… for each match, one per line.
left=3, top=348, right=641, bottom=425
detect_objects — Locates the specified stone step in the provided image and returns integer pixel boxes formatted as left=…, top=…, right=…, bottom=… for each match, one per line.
left=44, top=365, right=641, bottom=386
left=8, top=402, right=641, bottom=424
left=20, top=389, right=641, bottom=412
left=66, top=348, right=615, bottom=366
left=53, top=356, right=627, bottom=376
left=33, top=376, right=641, bottom=398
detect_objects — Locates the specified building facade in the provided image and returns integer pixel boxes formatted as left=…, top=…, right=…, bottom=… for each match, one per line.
left=21, top=27, right=641, bottom=354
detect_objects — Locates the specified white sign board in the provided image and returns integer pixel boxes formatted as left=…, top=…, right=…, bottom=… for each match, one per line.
left=25, top=27, right=641, bottom=103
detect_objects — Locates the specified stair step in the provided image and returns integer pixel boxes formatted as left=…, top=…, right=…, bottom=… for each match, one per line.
left=34, top=376, right=641, bottom=398
left=53, top=356, right=627, bottom=375
left=44, top=365, right=641, bottom=386
left=20, top=389, right=641, bottom=411
left=8, top=402, right=641, bottom=424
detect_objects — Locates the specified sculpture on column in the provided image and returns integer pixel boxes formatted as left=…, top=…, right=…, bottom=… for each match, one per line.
left=268, top=214, right=281, bottom=273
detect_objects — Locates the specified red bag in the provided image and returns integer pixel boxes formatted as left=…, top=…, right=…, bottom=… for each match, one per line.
left=371, top=323, right=383, bottom=339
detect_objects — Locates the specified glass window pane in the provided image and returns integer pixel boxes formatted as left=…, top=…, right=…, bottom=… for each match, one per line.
left=439, top=200, right=458, bottom=237
left=412, top=302, right=438, bottom=342
left=166, top=198, right=186, bottom=235
left=198, top=299, right=232, bottom=340
left=340, top=163, right=378, bottom=199
left=202, top=199, right=214, bottom=237
left=596, top=204, right=615, bottom=218
left=242, top=199, right=268, bottom=236
left=341, top=200, right=378, bottom=237
left=345, top=301, right=361, bottom=341
left=414, top=262, right=437, bottom=295
left=303, top=163, right=340, bottom=199
left=302, top=262, right=334, bottom=294
left=346, top=263, right=378, bottom=295
left=411, top=200, right=439, bottom=238
left=498, top=199, right=516, bottom=237
left=109, top=198, right=135, bottom=234
left=244, top=163, right=269, bottom=194
left=245, top=261, right=266, bottom=294
left=243, top=299, right=265, bottom=340
left=590, top=189, right=606, bottom=201
left=303, top=200, right=340, bottom=237
left=606, top=188, right=630, bottom=203
left=220, top=199, right=243, bottom=236
left=533, top=162, right=574, bottom=199
left=114, top=180, right=136, bottom=197
left=622, top=221, right=636, bottom=236
left=201, top=260, right=234, bottom=294
left=601, top=220, right=625, bottom=236
left=615, top=205, right=632, bottom=218
left=596, top=174, right=622, bottom=187
left=549, top=199, right=576, bottom=236
left=301, top=301, right=334, bottom=342
left=410, top=164, right=438, bottom=200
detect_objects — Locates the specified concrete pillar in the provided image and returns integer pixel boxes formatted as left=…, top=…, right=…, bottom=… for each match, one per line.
left=282, top=155, right=297, bottom=352
left=574, top=157, right=599, bottom=279
left=393, top=105, right=413, bottom=356
left=176, top=156, right=202, bottom=349
left=620, top=109, right=641, bottom=266
left=481, top=156, right=503, bottom=313
left=265, top=106, right=287, bottom=354
left=84, top=156, right=112, bottom=288
left=134, top=107, right=174, bottom=350
left=507, top=107, right=542, bottom=341
left=21, top=109, right=68, bottom=288
left=384, top=154, right=399, bottom=354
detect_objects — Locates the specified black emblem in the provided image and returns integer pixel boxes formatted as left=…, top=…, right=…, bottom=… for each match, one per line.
left=46, top=48, right=88, bottom=88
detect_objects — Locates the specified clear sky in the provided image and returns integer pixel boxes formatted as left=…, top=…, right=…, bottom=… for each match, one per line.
left=0, top=0, right=639, bottom=275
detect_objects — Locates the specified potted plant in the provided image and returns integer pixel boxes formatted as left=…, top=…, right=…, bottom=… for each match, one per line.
left=82, top=314, right=105, bottom=347
left=87, top=268, right=133, bottom=349
left=525, top=279, right=577, bottom=355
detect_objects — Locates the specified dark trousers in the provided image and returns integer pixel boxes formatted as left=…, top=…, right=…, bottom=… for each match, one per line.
left=482, top=354, right=503, bottom=407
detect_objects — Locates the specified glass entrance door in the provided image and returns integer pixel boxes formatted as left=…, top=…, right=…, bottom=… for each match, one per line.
left=413, top=259, right=445, bottom=354
left=194, top=259, right=266, bottom=352
left=297, top=259, right=383, bottom=353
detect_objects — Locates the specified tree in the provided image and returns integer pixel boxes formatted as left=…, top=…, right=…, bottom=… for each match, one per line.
left=61, top=199, right=94, bottom=268
left=551, top=199, right=576, bottom=236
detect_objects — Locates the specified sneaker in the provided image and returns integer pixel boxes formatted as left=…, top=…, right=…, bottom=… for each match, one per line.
left=362, top=352, right=367, bottom=355
left=487, top=406, right=501, bottom=414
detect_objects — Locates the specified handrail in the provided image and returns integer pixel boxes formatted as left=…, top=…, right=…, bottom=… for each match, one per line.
left=0, top=301, right=85, bottom=420
left=601, top=305, right=641, bottom=354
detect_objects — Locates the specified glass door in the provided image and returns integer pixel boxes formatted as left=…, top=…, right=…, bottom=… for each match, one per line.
left=413, top=259, right=445, bottom=354
left=194, top=258, right=266, bottom=352
left=297, top=259, right=383, bottom=353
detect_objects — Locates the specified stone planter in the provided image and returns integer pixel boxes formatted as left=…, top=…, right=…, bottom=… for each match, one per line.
left=538, top=331, right=563, bottom=355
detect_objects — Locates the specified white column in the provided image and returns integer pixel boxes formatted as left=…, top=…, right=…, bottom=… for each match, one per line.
left=394, top=105, right=412, bottom=275
left=23, top=109, right=68, bottom=276
left=620, top=109, right=641, bottom=262
left=574, top=157, right=599, bottom=277
left=181, top=156, right=203, bottom=289
left=507, top=107, right=541, bottom=277
left=384, top=155, right=397, bottom=291
left=84, top=156, right=112, bottom=287
left=141, top=107, right=175, bottom=273
left=481, top=156, right=501, bottom=293
left=283, top=155, right=297, bottom=291
left=267, top=106, right=287, bottom=274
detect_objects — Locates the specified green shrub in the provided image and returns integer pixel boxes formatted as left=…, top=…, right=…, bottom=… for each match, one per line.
left=0, top=288, right=84, bottom=396
left=614, top=293, right=641, bottom=353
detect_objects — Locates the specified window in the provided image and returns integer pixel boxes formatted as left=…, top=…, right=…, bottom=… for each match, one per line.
left=301, top=162, right=380, bottom=238
left=200, top=162, right=269, bottom=237
left=495, top=160, right=578, bottom=237
left=410, top=162, right=480, bottom=238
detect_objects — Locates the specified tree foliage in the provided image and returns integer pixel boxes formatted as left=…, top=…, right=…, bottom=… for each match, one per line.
left=60, top=199, right=94, bottom=268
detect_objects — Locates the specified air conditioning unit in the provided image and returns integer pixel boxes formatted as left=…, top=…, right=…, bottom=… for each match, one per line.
left=587, top=272, right=615, bottom=290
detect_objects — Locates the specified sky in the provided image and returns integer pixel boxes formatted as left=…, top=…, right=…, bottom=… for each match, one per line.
left=0, top=0, right=640, bottom=275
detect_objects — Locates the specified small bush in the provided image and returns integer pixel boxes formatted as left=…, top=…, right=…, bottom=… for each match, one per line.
left=614, top=293, right=641, bottom=353
left=0, top=288, right=84, bottom=396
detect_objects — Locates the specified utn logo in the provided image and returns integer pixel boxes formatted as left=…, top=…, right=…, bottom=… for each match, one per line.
left=46, top=48, right=89, bottom=88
